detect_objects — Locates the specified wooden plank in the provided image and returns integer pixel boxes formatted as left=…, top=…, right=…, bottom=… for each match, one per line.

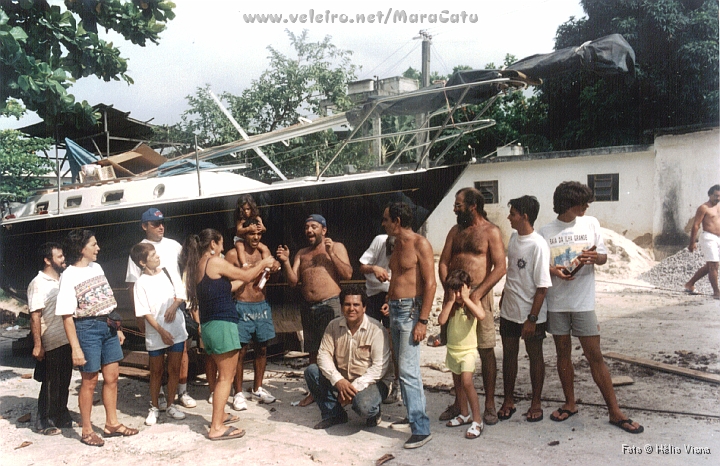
left=121, top=350, right=149, bottom=369
left=118, top=366, right=150, bottom=379
left=611, top=375, right=634, bottom=386
left=605, top=352, right=720, bottom=385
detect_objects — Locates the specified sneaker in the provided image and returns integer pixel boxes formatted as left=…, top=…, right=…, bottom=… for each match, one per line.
left=158, top=390, right=168, bottom=411
left=178, top=392, right=197, bottom=408
left=166, top=404, right=186, bottom=420
left=383, top=383, right=400, bottom=404
left=232, top=393, right=248, bottom=411
left=207, top=392, right=213, bottom=404
left=366, top=410, right=382, bottom=427
left=145, top=407, right=160, bottom=426
left=251, top=387, right=276, bottom=404
left=404, top=433, right=432, bottom=449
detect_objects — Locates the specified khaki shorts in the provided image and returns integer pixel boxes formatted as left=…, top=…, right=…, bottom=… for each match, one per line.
left=476, top=292, right=496, bottom=349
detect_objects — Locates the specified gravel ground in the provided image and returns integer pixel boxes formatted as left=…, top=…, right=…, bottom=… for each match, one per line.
left=639, top=249, right=713, bottom=296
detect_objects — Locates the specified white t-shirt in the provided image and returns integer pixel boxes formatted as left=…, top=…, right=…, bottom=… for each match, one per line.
left=359, top=234, right=391, bottom=297
left=55, top=263, right=117, bottom=318
left=27, top=271, right=68, bottom=351
left=538, top=216, right=607, bottom=313
left=134, top=272, right=188, bottom=351
left=501, top=231, right=552, bottom=324
left=126, top=237, right=186, bottom=300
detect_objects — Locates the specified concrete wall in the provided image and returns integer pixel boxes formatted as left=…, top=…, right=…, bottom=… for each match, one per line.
left=652, top=127, right=720, bottom=249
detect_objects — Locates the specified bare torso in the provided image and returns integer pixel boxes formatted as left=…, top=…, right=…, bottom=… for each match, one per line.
left=388, top=231, right=428, bottom=299
left=701, top=201, right=720, bottom=236
left=445, top=220, right=500, bottom=300
left=228, top=246, right=267, bottom=303
left=297, top=246, right=342, bottom=302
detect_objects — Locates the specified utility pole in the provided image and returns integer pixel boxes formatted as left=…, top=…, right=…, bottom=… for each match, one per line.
left=416, top=30, right=431, bottom=168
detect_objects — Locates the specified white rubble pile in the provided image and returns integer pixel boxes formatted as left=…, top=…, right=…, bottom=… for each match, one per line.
left=595, top=228, right=656, bottom=281
left=639, top=248, right=712, bottom=295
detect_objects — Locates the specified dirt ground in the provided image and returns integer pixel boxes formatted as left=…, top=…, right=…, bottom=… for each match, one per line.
left=1, top=280, right=719, bottom=465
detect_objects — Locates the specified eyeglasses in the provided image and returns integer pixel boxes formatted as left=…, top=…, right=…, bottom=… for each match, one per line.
left=148, top=221, right=164, bottom=228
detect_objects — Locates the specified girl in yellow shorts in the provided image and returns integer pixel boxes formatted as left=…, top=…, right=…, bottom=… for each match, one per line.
left=438, top=269, right=487, bottom=439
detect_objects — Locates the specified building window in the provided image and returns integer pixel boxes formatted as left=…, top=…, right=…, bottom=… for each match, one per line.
left=474, top=180, right=499, bottom=204
left=587, top=173, right=619, bottom=202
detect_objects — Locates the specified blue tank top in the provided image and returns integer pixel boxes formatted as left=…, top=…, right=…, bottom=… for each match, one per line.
left=196, top=260, right=238, bottom=325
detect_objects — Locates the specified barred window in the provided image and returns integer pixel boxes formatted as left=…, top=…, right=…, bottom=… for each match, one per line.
left=474, top=180, right=499, bottom=204
left=587, top=174, right=619, bottom=202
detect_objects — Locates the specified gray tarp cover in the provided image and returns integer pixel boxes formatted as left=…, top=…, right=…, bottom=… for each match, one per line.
left=346, top=34, right=635, bottom=126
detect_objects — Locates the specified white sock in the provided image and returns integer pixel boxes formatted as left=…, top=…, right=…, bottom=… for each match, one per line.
left=178, top=383, right=187, bottom=395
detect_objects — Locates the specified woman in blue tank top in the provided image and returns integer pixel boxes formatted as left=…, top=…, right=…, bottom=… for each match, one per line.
left=180, top=229, right=274, bottom=441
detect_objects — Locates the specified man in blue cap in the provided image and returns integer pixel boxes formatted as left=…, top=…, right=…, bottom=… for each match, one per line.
left=126, top=208, right=197, bottom=411
left=277, top=214, right=353, bottom=407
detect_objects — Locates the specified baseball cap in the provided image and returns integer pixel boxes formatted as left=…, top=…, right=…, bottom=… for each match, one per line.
left=305, top=214, right=326, bottom=228
left=141, top=208, right=165, bottom=223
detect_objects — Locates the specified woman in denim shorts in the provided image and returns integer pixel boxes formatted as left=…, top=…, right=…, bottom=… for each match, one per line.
left=55, top=229, right=138, bottom=447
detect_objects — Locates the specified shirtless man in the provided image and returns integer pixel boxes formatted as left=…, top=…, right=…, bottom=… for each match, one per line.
left=380, top=202, right=435, bottom=449
left=685, top=184, right=720, bottom=299
left=226, top=218, right=281, bottom=410
left=438, top=187, right=506, bottom=426
left=277, top=214, right=353, bottom=406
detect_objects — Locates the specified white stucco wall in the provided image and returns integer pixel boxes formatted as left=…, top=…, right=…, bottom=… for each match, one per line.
left=652, top=128, right=720, bottom=246
left=425, top=146, right=656, bottom=252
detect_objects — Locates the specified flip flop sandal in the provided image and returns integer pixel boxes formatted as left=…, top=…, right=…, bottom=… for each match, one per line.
left=41, top=426, right=62, bottom=436
left=81, top=432, right=105, bottom=447
left=525, top=409, right=544, bottom=422
left=103, top=423, right=139, bottom=437
left=223, top=413, right=240, bottom=425
left=498, top=406, right=516, bottom=420
left=609, top=418, right=644, bottom=434
left=550, top=408, right=578, bottom=422
left=208, top=426, right=246, bottom=441
left=465, top=421, right=483, bottom=439
left=446, top=414, right=471, bottom=427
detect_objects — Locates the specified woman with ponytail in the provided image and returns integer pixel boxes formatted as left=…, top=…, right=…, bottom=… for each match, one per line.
left=180, top=229, right=274, bottom=441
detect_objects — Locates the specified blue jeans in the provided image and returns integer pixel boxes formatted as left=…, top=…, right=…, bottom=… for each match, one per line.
left=304, top=364, right=388, bottom=421
left=389, top=297, right=430, bottom=436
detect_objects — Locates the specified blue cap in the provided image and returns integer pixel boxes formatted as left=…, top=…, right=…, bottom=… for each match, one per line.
left=141, top=208, right=165, bottom=223
left=305, top=214, right=326, bottom=228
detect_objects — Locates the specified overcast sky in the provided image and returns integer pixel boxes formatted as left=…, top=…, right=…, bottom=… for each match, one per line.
left=1, top=0, right=586, bottom=130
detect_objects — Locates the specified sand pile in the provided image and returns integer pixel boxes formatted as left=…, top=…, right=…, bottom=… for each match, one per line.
left=595, top=227, right=656, bottom=281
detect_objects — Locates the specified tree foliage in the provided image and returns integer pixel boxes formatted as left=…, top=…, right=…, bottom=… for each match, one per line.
left=0, top=0, right=176, bottom=125
left=541, top=0, right=718, bottom=150
left=0, top=127, right=53, bottom=202
left=166, top=30, right=362, bottom=180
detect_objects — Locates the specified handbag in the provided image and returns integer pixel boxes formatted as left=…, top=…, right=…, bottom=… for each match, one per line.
left=161, top=268, right=199, bottom=341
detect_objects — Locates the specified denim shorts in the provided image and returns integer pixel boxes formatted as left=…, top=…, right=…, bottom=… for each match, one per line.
left=301, top=296, right=341, bottom=354
left=74, top=317, right=124, bottom=373
left=236, top=300, right=275, bottom=344
left=148, top=341, right=185, bottom=357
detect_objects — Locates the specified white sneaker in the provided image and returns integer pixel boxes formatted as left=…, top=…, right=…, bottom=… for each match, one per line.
left=145, top=407, right=160, bottom=426
left=166, top=404, right=186, bottom=420
left=251, top=387, right=276, bottom=404
left=178, top=392, right=197, bottom=408
left=208, top=392, right=213, bottom=404
left=158, top=390, right=167, bottom=411
left=232, top=393, right=248, bottom=411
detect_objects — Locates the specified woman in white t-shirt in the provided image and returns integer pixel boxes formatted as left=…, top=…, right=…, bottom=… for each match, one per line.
left=56, top=229, right=138, bottom=447
left=130, top=242, right=188, bottom=426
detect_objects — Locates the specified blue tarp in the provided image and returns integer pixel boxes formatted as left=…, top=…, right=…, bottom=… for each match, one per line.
left=157, top=159, right=217, bottom=177
left=65, top=137, right=98, bottom=182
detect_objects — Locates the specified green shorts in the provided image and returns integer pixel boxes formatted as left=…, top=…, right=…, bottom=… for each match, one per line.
left=201, top=320, right=241, bottom=355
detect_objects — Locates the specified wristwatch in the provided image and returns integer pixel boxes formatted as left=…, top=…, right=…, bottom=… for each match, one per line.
left=527, top=314, right=538, bottom=323
left=418, top=318, right=429, bottom=325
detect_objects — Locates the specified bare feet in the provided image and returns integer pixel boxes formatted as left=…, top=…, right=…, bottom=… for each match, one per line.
left=298, top=393, right=314, bottom=407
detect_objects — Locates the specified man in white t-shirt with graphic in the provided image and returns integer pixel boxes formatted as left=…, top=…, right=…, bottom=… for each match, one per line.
left=498, top=196, right=551, bottom=423
left=539, top=181, right=643, bottom=434
left=126, top=208, right=196, bottom=409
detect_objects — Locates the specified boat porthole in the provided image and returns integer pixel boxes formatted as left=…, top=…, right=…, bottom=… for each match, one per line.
left=153, top=184, right=165, bottom=199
